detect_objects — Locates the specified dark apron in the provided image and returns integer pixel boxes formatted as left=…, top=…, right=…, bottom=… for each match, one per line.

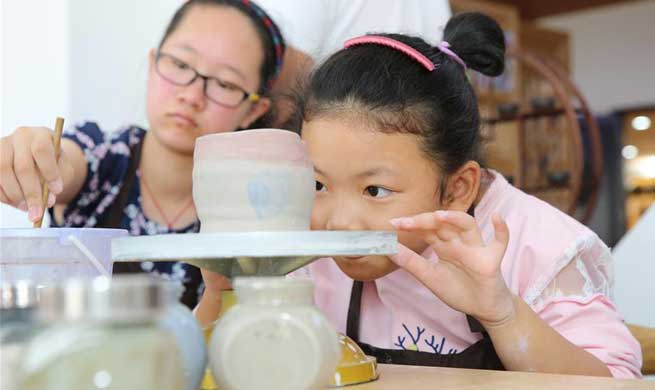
left=346, top=280, right=505, bottom=370
left=95, top=139, right=202, bottom=309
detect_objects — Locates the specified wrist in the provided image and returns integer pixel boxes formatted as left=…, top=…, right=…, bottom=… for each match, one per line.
left=478, top=294, right=520, bottom=331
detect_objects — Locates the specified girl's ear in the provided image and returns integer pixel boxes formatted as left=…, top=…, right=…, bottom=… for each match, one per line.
left=443, top=160, right=481, bottom=212
left=240, top=97, right=271, bottom=129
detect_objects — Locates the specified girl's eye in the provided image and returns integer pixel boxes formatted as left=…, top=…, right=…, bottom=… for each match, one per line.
left=316, top=181, right=327, bottom=192
left=216, top=79, right=240, bottom=91
left=172, top=58, right=190, bottom=70
left=365, top=186, right=392, bottom=198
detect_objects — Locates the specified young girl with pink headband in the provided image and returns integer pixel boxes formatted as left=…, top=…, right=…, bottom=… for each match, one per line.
left=293, top=12, right=641, bottom=377
left=199, top=12, right=643, bottom=377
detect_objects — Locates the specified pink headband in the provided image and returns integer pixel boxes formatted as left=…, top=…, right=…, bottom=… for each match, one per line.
left=343, top=35, right=467, bottom=72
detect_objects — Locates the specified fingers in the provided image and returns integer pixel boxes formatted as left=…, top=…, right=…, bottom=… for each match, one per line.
left=0, top=139, right=23, bottom=208
left=390, top=210, right=482, bottom=245
left=390, top=210, right=477, bottom=232
left=388, top=243, right=445, bottom=293
left=491, top=214, right=510, bottom=256
left=47, top=193, right=56, bottom=208
left=31, top=132, right=63, bottom=195
left=2, top=127, right=62, bottom=221
left=390, top=211, right=441, bottom=230
left=12, top=136, right=43, bottom=221
left=1, top=186, right=27, bottom=211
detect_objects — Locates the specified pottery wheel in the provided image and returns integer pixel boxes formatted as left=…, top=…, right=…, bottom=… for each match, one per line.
left=112, top=231, right=397, bottom=279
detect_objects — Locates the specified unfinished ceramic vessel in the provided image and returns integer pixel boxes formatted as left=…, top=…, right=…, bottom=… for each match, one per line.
left=193, top=129, right=315, bottom=233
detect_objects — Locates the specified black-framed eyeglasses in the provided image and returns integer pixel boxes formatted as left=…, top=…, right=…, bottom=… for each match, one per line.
left=154, top=51, right=260, bottom=108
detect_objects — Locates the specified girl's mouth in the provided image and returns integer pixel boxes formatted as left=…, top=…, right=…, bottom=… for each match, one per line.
left=169, top=113, right=198, bottom=128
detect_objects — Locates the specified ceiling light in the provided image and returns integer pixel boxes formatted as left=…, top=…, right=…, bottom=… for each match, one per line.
left=631, top=115, right=651, bottom=131
left=622, top=145, right=639, bottom=159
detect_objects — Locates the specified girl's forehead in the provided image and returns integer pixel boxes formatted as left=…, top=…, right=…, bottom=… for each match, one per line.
left=303, top=117, right=436, bottom=174
left=163, top=5, right=263, bottom=77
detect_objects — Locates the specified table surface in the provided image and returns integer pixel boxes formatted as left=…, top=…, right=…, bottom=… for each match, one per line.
left=352, top=364, right=653, bottom=389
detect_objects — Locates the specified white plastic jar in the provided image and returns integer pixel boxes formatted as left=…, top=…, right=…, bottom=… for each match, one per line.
left=210, top=277, right=340, bottom=389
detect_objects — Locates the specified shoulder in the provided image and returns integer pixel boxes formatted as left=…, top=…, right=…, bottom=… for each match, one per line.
left=479, top=173, right=606, bottom=301
left=484, top=174, right=593, bottom=242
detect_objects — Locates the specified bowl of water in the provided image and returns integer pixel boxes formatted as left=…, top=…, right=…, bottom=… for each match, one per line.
left=0, top=228, right=127, bottom=284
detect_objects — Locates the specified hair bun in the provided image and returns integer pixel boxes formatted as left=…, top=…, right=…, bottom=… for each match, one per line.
left=443, top=12, right=505, bottom=77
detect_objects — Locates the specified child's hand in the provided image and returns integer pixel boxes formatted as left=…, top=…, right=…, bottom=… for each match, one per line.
left=389, top=210, right=515, bottom=328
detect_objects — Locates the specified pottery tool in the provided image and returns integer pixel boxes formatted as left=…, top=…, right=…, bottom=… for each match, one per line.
left=33, top=117, right=64, bottom=228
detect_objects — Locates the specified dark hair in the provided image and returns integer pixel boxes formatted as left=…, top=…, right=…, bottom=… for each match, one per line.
left=295, top=12, right=505, bottom=200
left=159, top=0, right=285, bottom=95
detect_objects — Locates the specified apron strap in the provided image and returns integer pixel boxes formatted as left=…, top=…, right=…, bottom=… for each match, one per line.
left=346, top=279, right=364, bottom=341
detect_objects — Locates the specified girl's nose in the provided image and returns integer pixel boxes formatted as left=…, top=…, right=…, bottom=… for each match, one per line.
left=177, top=77, right=206, bottom=111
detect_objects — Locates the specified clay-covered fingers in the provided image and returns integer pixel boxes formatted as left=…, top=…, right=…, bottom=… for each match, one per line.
left=1, top=138, right=26, bottom=210
left=490, top=214, right=510, bottom=254
left=388, top=243, right=446, bottom=293
left=390, top=210, right=476, bottom=231
left=390, top=210, right=482, bottom=244
left=31, top=130, right=64, bottom=195
left=11, top=127, right=60, bottom=220
left=0, top=127, right=63, bottom=221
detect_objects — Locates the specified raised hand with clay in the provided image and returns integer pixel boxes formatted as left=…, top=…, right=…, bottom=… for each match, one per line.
left=389, top=211, right=514, bottom=329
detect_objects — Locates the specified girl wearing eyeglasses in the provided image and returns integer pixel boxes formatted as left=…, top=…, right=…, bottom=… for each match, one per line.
left=0, top=0, right=284, bottom=308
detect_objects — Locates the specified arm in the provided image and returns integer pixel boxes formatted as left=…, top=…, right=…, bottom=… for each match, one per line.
left=194, top=268, right=232, bottom=328
left=484, top=295, right=610, bottom=375
left=389, top=210, right=611, bottom=376
left=194, top=289, right=223, bottom=328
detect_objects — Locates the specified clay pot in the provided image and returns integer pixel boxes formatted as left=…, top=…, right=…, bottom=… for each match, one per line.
left=193, top=129, right=315, bottom=233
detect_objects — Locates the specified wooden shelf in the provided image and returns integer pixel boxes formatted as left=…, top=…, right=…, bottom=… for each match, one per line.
left=484, top=107, right=586, bottom=125
left=450, top=0, right=585, bottom=219
left=477, top=92, right=517, bottom=106
left=525, top=185, right=571, bottom=193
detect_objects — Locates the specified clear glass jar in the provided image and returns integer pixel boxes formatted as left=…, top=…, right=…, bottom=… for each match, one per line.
left=1, top=281, right=40, bottom=390
left=158, top=281, right=207, bottom=390
left=210, top=277, right=340, bottom=390
left=19, top=275, right=185, bottom=390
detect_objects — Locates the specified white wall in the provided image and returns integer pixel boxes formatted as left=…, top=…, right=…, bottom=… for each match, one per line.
left=1, top=0, right=179, bottom=228
left=1, top=0, right=72, bottom=228
left=539, top=0, right=655, bottom=113
left=67, top=0, right=181, bottom=130
left=612, top=204, right=655, bottom=327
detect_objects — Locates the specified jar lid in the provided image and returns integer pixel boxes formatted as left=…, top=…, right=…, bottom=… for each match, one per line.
left=0, top=280, right=39, bottom=310
left=36, top=275, right=172, bottom=323
left=233, top=276, right=314, bottom=305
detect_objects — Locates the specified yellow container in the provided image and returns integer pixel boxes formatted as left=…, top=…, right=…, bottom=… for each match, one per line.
left=199, top=290, right=237, bottom=390
left=331, top=334, right=379, bottom=387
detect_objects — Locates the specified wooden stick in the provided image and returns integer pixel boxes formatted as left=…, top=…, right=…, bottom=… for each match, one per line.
left=33, top=117, right=65, bottom=228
